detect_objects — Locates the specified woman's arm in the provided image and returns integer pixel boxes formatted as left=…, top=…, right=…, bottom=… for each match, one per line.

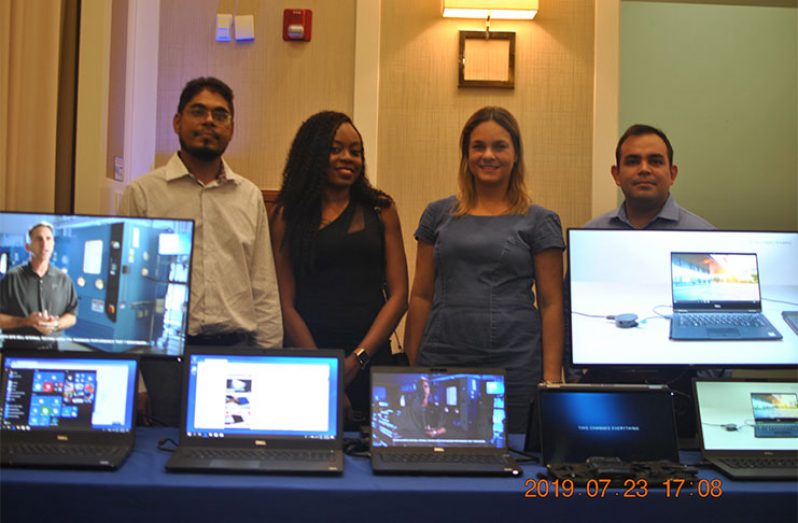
left=269, top=206, right=317, bottom=349
left=349, top=203, right=409, bottom=382
left=403, top=240, right=435, bottom=365
left=534, top=248, right=565, bottom=382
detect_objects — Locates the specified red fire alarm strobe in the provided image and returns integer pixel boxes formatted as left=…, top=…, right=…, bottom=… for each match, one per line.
left=283, top=9, right=312, bottom=42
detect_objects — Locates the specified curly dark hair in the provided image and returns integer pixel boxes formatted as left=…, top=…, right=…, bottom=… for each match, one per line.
left=276, top=111, right=392, bottom=276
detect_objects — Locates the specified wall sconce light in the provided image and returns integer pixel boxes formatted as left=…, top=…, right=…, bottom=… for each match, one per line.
left=442, top=0, right=539, bottom=22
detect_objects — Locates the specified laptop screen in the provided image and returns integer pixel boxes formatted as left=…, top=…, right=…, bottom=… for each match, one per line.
left=0, top=212, right=194, bottom=357
left=371, top=369, right=507, bottom=449
left=568, top=229, right=798, bottom=366
left=1, top=354, right=138, bottom=433
left=671, top=253, right=762, bottom=310
left=695, top=380, right=798, bottom=451
left=537, top=385, right=679, bottom=464
left=184, top=353, right=340, bottom=440
left=751, top=393, right=798, bottom=422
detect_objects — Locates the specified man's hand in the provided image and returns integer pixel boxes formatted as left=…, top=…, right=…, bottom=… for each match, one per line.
left=28, top=311, right=59, bottom=336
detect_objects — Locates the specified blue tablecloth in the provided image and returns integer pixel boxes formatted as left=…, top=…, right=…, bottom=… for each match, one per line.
left=1, top=428, right=796, bottom=522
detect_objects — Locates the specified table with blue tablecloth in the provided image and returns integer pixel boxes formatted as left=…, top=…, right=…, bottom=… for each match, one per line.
left=1, top=428, right=796, bottom=522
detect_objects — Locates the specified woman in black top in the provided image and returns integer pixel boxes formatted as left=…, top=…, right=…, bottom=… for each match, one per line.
left=270, top=111, right=408, bottom=427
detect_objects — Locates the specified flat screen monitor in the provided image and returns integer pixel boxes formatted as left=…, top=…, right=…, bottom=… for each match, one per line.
left=568, top=229, right=798, bottom=367
left=0, top=212, right=194, bottom=357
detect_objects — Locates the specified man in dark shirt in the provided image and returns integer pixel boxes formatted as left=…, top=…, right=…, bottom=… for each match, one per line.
left=0, top=221, right=78, bottom=349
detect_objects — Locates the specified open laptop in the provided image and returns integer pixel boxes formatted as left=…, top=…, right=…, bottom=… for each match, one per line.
left=536, top=383, right=680, bottom=465
left=369, top=367, right=522, bottom=476
left=670, top=252, right=782, bottom=341
left=751, top=392, right=798, bottom=438
left=165, top=347, right=344, bottom=474
left=0, top=351, right=138, bottom=469
left=694, top=378, right=798, bottom=480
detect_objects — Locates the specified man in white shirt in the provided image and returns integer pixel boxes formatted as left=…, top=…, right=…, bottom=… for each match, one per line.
left=120, top=77, right=282, bottom=349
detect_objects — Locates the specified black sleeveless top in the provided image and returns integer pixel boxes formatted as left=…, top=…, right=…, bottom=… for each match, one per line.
left=294, top=200, right=392, bottom=421
left=294, top=200, right=389, bottom=355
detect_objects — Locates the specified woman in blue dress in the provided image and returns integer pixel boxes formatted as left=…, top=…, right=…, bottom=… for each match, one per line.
left=404, top=107, right=564, bottom=433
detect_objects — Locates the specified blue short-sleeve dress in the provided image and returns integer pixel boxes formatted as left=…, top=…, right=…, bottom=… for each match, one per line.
left=415, top=195, right=564, bottom=432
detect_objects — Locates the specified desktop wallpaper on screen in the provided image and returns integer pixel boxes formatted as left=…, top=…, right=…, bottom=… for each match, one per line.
left=1, top=355, right=138, bottom=433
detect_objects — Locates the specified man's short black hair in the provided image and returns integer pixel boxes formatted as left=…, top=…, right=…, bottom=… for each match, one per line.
left=177, top=77, right=234, bottom=115
left=28, top=221, right=54, bottom=241
left=615, top=124, right=674, bottom=166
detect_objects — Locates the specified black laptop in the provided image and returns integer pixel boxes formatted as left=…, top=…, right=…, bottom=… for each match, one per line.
left=670, top=252, right=782, bottom=341
left=0, top=351, right=139, bottom=470
left=370, top=367, right=522, bottom=476
left=165, top=347, right=344, bottom=474
left=536, top=383, right=680, bottom=465
left=694, top=378, right=798, bottom=480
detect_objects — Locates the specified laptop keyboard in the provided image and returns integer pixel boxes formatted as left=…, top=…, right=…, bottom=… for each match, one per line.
left=754, top=424, right=798, bottom=437
left=720, top=457, right=798, bottom=469
left=675, top=313, right=767, bottom=328
left=379, top=452, right=509, bottom=465
left=181, top=448, right=337, bottom=463
left=4, top=443, right=124, bottom=457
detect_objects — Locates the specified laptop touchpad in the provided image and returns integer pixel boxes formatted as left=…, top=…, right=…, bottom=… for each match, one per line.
left=211, top=459, right=260, bottom=469
left=708, top=327, right=740, bottom=337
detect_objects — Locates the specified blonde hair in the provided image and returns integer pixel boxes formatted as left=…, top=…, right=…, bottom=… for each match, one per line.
left=453, top=106, right=531, bottom=217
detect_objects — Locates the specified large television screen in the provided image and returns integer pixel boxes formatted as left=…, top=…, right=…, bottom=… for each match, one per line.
left=0, top=212, right=193, bottom=357
left=568, top=229, right=798, bottom=367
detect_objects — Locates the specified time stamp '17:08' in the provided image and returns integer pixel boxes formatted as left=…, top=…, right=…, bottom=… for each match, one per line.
left=524, top=478, right=724, bottom=498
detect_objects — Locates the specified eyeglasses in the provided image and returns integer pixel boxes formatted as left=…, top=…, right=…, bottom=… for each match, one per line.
left=186, top=105, right=233, bottom=125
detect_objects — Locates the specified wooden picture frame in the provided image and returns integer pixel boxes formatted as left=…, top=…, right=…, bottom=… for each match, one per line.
left=458, top=30, right=515, bottom=89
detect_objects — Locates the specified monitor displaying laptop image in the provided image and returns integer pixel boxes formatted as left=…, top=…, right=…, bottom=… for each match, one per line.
left=693, top=379, right=798, bottom=480
left=568, top=229, right=798, bottom=367
left=0, top=212, right=194, bottom=357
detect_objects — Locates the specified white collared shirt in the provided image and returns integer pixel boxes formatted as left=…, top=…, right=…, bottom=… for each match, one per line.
left=119, top=153, right=283, bottom=347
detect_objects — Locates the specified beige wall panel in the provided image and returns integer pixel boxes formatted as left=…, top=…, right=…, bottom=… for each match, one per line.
left=1, top=0, right=63, bottom=211
left=106, top=0, right=128, bottom=182
left=156, top=0, right=356, bottom=188
left=378, top=0, right=594, bottom=272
